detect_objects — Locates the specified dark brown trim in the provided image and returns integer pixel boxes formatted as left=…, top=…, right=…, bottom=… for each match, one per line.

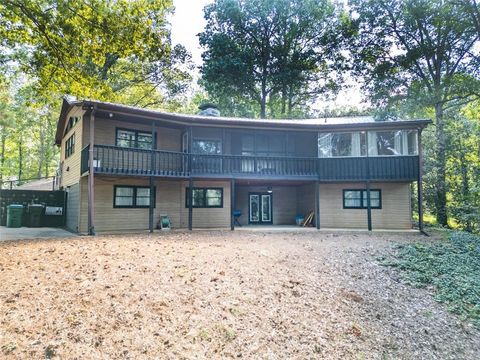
left=248, top=192, right=273, bottom=225
left=231, top=179, right=235, bottom=231
left=315, top=180, right=320, bottom=229
left=88, top=105, right=96, bottom=235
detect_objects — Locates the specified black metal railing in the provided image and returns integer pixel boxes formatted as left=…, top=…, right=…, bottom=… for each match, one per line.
left=81, top=144, right=419, bottom=181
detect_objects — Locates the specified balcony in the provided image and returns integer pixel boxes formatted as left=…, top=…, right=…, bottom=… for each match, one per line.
left=81, top=144, right=419, bottom=181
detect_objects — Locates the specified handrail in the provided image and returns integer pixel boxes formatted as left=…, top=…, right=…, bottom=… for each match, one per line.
left=82, top=144, right=419, bottom=180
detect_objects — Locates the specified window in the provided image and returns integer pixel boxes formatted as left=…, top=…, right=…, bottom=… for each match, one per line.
left=116, top=128, right=155, bottom=149
left=65, top=133, right=75, bottom=158
left=185, top=187, right=223, bottom=208
left=65, top=116, right=79, bottom=135
left=192, top=139, right=222, bottom=154
left=374, top=131, right=403, bottom=156
left=319, top=130, right=418, bottom=157
left=343, top=189, right=381, bottom=209
left=318, top=132, right=367, bottom=157
left=113, top=186, right=155, bottom=208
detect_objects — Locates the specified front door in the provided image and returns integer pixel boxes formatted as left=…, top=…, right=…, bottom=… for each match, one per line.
left=249, top=193, right=272, bottom=224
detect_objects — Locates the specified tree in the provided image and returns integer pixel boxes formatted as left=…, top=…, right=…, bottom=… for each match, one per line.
left=349, top=0, right=480, bottom=226
left=0, top=0, right=192, bottom=106
left=199, top=0, right=341, bottom=119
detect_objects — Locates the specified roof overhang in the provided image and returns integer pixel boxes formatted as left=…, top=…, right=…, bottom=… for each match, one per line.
left=55, top=99, right=432, bottom=145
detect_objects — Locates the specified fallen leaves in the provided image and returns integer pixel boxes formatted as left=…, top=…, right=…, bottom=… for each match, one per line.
left=0, top=231, right=478, bottom=359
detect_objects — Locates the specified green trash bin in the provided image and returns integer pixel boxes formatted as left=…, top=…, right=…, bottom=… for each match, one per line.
left=28, top=204, right=44, bottom=227
left=6, top=204, right=24, bottom=228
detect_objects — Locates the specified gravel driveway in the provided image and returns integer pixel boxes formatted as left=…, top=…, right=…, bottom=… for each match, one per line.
left=0, top=231, right=478, bottom=359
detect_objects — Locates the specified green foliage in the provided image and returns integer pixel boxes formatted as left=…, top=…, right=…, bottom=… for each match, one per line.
left=383, top=231, right=480, bottom=326
left=199, top=0, right=342, bottom=118
left=348, top=0, right=480, bottom=226
left=0, top=0, right=192, bottom=106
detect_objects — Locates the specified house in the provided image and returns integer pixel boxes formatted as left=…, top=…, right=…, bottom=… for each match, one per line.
left=55, top=98, right=431, bottom=234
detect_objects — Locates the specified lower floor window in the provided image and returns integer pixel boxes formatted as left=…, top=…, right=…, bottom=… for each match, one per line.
left=114, top=186, right=155, bottom=208
left=343, top=189, right=381, bottom=209
left=185, top=187, right=223, bottom=208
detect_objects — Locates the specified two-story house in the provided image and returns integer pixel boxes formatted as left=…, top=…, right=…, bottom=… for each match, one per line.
left=55, top=98, right=431, bottom=234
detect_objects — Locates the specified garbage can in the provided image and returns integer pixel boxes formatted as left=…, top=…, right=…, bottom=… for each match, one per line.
left=6, top=204, right=24, bottom=228
left=28, top=204, right=44, bottom=227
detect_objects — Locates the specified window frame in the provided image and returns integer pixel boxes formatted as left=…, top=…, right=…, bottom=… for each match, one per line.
left=342, top=189, right=382, bottom=209
left=192, top=138, right=223, bottom=155
left=185, top=187, right=224, bottom=208
left=115, top=127, right=156, bottom=150
left=113, top=185, right=156, bottom=208
left=65, top=133, right=75, bottom=159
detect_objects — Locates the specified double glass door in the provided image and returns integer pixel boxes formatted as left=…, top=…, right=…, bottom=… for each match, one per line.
left=249, top=193, right=272, bottom=224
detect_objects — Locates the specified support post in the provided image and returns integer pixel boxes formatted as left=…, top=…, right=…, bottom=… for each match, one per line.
left=417, top=128, right=425, bottom=233
left=188, top=178, right=193, bottom=230
left=366, top=181, right=372, bottom=231
left=149, top=122, right=155, bottom=233
left=315, top=180, right=320, bottom=229
left=88, top=104, right=96, bottom=235
left=230, top=178, right=235, bottom=231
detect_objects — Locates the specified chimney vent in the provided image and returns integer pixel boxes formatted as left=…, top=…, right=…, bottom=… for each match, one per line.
left=198, top=103, right=220, bottom=117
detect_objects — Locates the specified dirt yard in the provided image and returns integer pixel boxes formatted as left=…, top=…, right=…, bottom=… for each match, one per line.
left=1, top=231, right=479, bottom=359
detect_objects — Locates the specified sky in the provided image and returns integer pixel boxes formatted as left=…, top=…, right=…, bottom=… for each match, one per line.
left=170, top=0, right=366, bottom=111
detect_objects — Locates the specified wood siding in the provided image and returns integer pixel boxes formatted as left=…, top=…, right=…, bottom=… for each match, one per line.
left=65, top=182, right=80, bottom=232
left=319, top=182, right=412, bottom=229
left=78, top=176, right=230, bottom=233
left=76, top=176, right=412, bottom=232
left=179, top=180, right=231, bottom=228
left=60, top=107, right=85, bottom=187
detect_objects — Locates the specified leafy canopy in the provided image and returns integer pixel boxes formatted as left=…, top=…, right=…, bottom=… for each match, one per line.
left=199, top=0, right=342, bottom=118
left=0, top=0, right=192, bottom=106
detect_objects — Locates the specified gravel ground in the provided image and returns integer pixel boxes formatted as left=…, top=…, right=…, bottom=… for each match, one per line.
left=0, top=231, right=478, bottom=359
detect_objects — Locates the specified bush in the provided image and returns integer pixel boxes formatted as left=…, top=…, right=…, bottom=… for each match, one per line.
left=383, top=231, right=480, bottom=326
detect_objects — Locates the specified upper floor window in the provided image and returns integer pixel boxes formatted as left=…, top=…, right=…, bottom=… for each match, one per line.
left=116, top=128, right=155, bottom=149
left=64, top=116, right=80, bottom=135
left=65, top=133, right=75, bottom=158
left=193, top=139, right=222, bottom=154
left=318, top=130, right=417, bottom=157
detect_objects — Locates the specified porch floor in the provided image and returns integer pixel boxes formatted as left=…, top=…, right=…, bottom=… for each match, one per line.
left=235, top=225, right=420, bottom=233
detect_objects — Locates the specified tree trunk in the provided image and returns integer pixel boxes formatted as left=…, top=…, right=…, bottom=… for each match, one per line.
left=260, top=94, right=267, bottom=119
left=459, top=151, right=472, bottom=232
left=260, top=76, right=267, bottom=119
left=434, top=103, right=448, bottom=226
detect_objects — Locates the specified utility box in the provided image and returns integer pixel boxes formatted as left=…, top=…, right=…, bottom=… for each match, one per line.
left=28, top=204, right=44, bottom=227
left=6, top=204, right=24, bottom=228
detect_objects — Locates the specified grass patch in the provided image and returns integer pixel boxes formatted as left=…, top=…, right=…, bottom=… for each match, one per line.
left=382, top=230, right=480, bottom=327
